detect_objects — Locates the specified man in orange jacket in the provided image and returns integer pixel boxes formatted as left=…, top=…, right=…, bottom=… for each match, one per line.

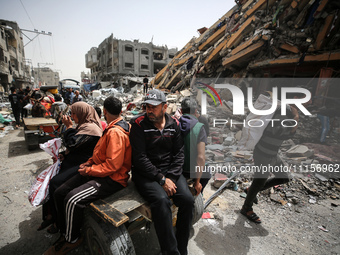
left=44, top=96, right=131, bottom=255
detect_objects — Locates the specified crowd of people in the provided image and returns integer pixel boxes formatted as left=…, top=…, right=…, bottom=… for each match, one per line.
left=7, top=86, right=86, bottom=128
left=34, top=89, right=210, bottom=255
left=5, top=84, right=335, bottom=254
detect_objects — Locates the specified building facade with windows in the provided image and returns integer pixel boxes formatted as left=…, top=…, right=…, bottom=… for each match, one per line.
left=33, top=67, right=59, bottom=86
left=85, top=33, right=177, bottom=83
left=0, top=19, right=31, bottom=92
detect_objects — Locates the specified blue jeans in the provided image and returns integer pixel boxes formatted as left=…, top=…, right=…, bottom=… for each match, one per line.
left=317, top=114, right=330, bottom=143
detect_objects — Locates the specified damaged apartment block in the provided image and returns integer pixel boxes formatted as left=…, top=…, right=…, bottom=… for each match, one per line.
left=151, top=0, right=340, bottom=94
left=85, top=34, right=178, bottom=88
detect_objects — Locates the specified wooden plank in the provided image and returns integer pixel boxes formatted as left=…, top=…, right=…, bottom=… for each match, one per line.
left=165, top=68, right=182, bottom=89
left=154, top=5, right=238, bottom=87
left=244, top=0, right=266, bottom=19
left=280, top=43, right=300, bottom=54
left=222, top=40, right=265, bottom=67
left=294, top=0, right=317, bottom=28
left=194, top=5, right=238, bottom=45
left=249, top=52, right=340, bottom=68
left=230, top=34, right=261, bottom=55
left=204, top=38, right=229, bottom=64
left=173, top=54, right=197, bottom=67
left=89, top=181, right=147, bottom=227
left=156, top=70, right=170, bottom=89
left=173, top=45, right=191, bottom=61
left=90, top=201, right=129, bottom=227
left=242, top=0, right=255, bottom=11
left=226, top=16, right=256, bottom=49
left=198, top=24, right=227, bottom=51
left=96, top=181, right=146, bottom=214
left=153, top=65, right=168, bottom=85
left=315, top=14, right=335, bottom=50
left=314, top=0, right=329, bottom=18
left=23, top=117, right=57, bottom=126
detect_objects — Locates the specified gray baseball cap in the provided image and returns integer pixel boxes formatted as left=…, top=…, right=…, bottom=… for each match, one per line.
left=144, top=89, right=166, bottom=106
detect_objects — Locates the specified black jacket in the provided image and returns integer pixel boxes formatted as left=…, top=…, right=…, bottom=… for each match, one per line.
left=130, top=112, right=184, bottom=183
left=255, top=106, right=295, bottom=157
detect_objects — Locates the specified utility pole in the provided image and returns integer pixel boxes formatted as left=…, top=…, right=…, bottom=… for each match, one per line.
left=20, top=29, right=52, bottom=47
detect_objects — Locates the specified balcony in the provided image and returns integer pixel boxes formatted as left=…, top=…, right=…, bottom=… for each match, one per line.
left=8, top=46, right=16, bottom=58
left=0, top=61, right=9, bottom=74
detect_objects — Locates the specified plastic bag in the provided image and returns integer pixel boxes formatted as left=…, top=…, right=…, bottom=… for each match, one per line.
left=237, top=94, right=280, bottom=150
left=24, top=103, right=33, bottom=110
left=28, top=138, right=62, bottom=206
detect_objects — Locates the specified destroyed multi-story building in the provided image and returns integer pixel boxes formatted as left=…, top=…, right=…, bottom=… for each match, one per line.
left=0, top=19, right=31, bottom=92
left=32, top=67, right=59, bottom=86
left=152, top=0, right=340, bottom=103
left=85, top=33, right=177, bottom=84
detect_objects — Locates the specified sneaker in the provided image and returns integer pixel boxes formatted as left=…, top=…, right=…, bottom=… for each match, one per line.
left=43, top=236, right=83, bottom=255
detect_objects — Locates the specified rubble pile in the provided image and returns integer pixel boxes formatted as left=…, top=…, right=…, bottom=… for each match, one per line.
left=295, top=113, right=340, bottom=145
left=205, top=121, right=340, bottom=208
left=0, top=102, right=15, bottom=131
left=151, top=0, right=340, bottom=90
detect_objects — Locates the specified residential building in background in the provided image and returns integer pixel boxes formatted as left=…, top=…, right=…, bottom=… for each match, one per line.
left=81, top=71, right=91, bottom=84
left=85, top=33, right=177, bottom=85
left=0, top=19, right=31, bottom=92
left=33, top=67, right=59, bottom=86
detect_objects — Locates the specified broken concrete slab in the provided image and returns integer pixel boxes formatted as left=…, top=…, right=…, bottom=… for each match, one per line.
left=286, top=145, right=314, bottom=158
left=206, top=144, right=225, bottom=151
left=180, top=89, right=192, bottom=97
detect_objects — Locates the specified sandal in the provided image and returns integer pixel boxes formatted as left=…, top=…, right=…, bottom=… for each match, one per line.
left=240, top=208, right=262, bottom=224
left=37, top=219, right=53, bottom=231
left=244, top=187, right=258, bottom=204
left=47, top=224, right=59, bottom=234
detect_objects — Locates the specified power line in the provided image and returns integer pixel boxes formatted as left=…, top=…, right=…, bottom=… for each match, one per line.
left=19, top=0, right=35, bottom=28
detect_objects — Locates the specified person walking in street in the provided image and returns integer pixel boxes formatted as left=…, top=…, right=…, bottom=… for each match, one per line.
left=130, top=89, right=194, bottom=255
left=240, top=92, right=311, bottom=224
left=143, top=75, right=149, bottom=94
left=44, top=96, right=131, bottom=255
left=8, top=87, right=23, bottom=128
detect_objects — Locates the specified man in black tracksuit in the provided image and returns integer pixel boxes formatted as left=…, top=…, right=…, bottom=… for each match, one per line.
left=130, top=89, right=194, bottom=255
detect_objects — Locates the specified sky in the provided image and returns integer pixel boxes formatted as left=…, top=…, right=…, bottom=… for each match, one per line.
left=1, top=0, right=235, bottom=82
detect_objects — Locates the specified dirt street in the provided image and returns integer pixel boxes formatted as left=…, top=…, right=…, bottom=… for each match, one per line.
left=0, top=128, right=339, bottom=255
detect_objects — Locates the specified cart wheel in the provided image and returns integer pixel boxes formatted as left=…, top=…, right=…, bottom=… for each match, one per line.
left=24, top=132, right=39, bottom=150
left=192, top=193, right=204, bottom=225
left=84, top=210, right=136, bottom=255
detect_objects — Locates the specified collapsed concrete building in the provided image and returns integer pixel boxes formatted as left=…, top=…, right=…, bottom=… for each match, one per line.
left=152, top=0, right=340, bottom=100
left=85, top=34, right=178, bottom=86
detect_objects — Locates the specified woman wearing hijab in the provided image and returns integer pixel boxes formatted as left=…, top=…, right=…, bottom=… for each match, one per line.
left=38, top=102, right=103, bottom=233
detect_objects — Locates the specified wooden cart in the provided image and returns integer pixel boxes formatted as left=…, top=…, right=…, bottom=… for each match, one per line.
left=23, top=117, right=59, bottom=150
left=84, top=181, right=204, bottom=255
